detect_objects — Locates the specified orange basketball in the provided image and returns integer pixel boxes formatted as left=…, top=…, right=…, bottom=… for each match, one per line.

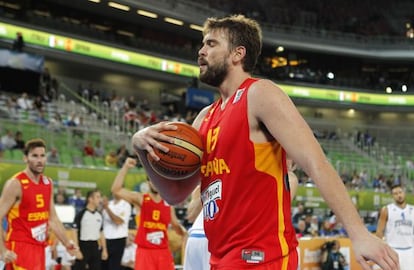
left=147, top=122, right=203, bottom=180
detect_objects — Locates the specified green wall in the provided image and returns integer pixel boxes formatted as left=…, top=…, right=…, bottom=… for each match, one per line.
left=2, top=162, right=413, bottom=211
left=294, top=185, right=414, bottom=211
left=0, top=162, right=147, bottom=196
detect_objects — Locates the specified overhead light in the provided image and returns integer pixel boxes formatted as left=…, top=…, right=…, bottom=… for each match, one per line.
left=326, top=72, right=334, bottom=79
left=137, top=9, right=158, bottom=18
left=108, top=1, right=130, bottom=11
left=189, top=24, right=203, bottom=31
left=385, top=86, right=392, bottom=93
left=33, top=10, right=51, bottom=17
left=276, top=46, right=284, bottom=53
left=402, top=84, right=407, bottom=92
left=4, top=2, right=21, bottom=9
left=117, top=30, right=134, bottom=37
left=164, top=17, right=184, bottom=26
left=91, top=23, right=111, bottom=31
left=88, top=0, right=100, bottom=3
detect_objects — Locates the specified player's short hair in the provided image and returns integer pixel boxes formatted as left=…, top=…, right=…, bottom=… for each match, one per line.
left=390, top=184, right=403, bottom=192
left=23, top=138, right=46, bottom=156
left=203, top=14, right=262, bottom=73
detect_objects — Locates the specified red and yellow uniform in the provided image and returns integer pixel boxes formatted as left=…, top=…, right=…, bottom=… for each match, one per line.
left=134, top=193, right=174, bottom=270
left=199, top=78, right=298, bottom=269
left=5, top=171, right=52, bottom=270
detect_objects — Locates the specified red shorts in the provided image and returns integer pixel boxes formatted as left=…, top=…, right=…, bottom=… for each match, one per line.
left=134, top=247, right=174, bottom=270
left=210, top=249, right=298, bottom=270
left=5, top=241, right=45, bottom=270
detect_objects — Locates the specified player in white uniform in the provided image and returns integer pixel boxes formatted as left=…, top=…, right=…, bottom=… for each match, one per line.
left=376, top=184, right=414, bottom=270
left=184, top=211, right=210, bottom=270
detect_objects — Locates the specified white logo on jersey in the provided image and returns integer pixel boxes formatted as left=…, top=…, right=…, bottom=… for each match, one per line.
left=202, top=180, right=222, bottom=220
left=233, top=88, right=245, bottom=104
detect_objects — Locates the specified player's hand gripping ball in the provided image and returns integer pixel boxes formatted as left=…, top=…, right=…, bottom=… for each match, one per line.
left=147, top=122, right=203, bottom=180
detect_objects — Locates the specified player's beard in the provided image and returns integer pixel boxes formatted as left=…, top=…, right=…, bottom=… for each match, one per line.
left=29, top=163, right=44, bottom=176
left=199, top=58, right=229, bottom=87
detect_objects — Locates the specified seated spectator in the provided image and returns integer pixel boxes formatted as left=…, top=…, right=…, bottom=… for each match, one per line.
left=83, top=139, right=94, bottom=156
left=292, top=202, right=305, bottom=224
left=105, top=150, right=118, bottom=167
left=94, top=139, right=105, bottom=158
left=64, top=112, right=78, bottom=127
left=33, top=95, right=44, bottom=112
left=1, top=129, right=16, bottom=150
left=48, top=113, right=63, bottom=132
left=319, top=219, right=339, bottom=237
left=295, top=219, right=312, bottom=239
left=13, top=131, right=25, bottom=150
left=68, top=188, right=85, bottom=215
left=55, top=193, right=67, bottom=205
left=12, top=32, right=24, bottom=52
left=46, top=147, right=60, bottom=164
left=16, top=92, right=32, bottom=110
left=309, top=215, right=320, bottom=236
left=55, top=186, right=69, bottom=205
left=35, top=110, right=49, bottom=126
left=73, top=116, right=85, bottom=138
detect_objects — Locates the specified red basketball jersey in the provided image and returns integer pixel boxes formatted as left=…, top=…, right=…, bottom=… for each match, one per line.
left=6, top=171, right=52, bottom=246
left=199, top=78, right=298, bottom=268
left=135, top=193, right=171, bottom=249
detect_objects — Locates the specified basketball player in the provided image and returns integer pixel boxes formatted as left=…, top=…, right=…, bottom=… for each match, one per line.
left=375, top=184, right=414, bottom=270
left=0, top=138, right=77, bottom=269
left=111, top=157, right=187, bottom=270
left=132, top=15, right=398, bottom=270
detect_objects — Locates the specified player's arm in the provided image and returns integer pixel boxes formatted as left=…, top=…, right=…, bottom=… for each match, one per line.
left=111, top=157, right=144, bottom=207
left=48, top=182, right=78, bottom=255
left=0, top=179, right=19, bottom=263
left=249, top=79, right=398, bottom=270
left=186, top=185, right=202, bottom=223
left=131, top=107, right=210, bottom=205
left=170, top=207, right=187, bottom=237
left=375, top=206, right=388, bottom=240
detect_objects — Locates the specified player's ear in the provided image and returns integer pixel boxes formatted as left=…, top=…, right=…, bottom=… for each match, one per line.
left=233, top=46, right=246, bottom=62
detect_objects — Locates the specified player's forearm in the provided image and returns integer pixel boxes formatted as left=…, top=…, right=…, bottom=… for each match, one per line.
left=309, top=163, right=367, bottom=239
left=50, top=218, right=72, bottom=247
left=111, top=165, right=129, bottom=193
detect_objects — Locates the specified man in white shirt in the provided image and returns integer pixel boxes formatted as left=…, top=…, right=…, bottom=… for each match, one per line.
left=102, top=193, right=132, bottom=270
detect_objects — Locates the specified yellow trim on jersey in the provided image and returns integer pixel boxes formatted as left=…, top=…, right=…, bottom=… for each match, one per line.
left=254, top=141, right=290, bottom=256
left=6, top=204, right=19, bottom=241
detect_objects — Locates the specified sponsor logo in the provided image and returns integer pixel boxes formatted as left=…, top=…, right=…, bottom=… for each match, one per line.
left=202, top=180, right=222, bottom=220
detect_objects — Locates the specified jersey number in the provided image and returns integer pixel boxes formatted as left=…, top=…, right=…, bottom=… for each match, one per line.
left=152, top=210, right=160, bottom=221
left=36, top=194, right=44, bottom=208
left=206, top=127, right=220, bottom=153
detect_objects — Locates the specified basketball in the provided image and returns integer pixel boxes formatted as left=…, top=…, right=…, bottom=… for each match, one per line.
left=147, top=122, right=203, bottom=180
